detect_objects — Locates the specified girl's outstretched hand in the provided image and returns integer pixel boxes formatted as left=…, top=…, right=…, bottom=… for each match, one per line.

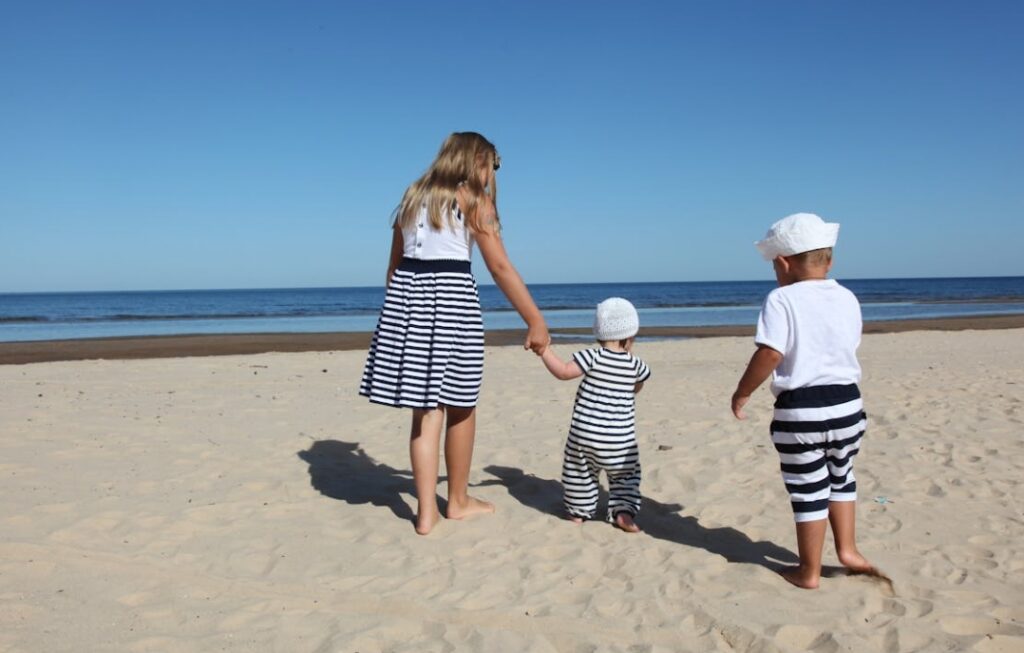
left=525, top=322, right=550, bottom=355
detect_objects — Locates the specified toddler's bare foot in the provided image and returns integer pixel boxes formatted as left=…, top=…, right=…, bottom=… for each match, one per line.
left=446, top=495, right=495, bottom=521
left=415, top=507, right=441, bottom=536
left=567, top=514, right=585, bottom=524
left=614, top=512, right=642, bottom=533
left=781, top=565, right=820, bottom=589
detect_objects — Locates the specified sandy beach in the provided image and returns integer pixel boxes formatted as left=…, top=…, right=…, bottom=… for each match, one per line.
left=2, top=327, right=1023, bottom=652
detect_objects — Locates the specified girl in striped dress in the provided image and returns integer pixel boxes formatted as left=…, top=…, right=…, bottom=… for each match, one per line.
left=360, top=132, right=550, bottom=535
left=540, top=298, right=651, bottom=533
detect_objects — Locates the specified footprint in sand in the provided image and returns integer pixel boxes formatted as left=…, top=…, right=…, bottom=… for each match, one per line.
left=772, top=625, right=839, bottom=653
left=945, top=567, right=969, bottom=584
left=937, top=589, right=999, bottom=612
left=972, top=635, right=1024, bottom=653
left=946, top=545, right=1000, bottom=572
left=939, top=615, right=1024, bottom=638
left=870, top=512, right=902, bottom=535
left=902, top=598, right=936, bottom=618
left=871, top=627, right=935, bottom=653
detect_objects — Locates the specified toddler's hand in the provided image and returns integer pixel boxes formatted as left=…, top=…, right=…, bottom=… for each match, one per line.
left=525, top=323, right=550, bottom=356
left=731, top=392, right=750, bottom=420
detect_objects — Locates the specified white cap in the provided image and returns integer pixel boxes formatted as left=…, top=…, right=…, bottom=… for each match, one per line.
left=754, top=212, right=840, bottom=260
left=594, top=297, right=639, bottom=341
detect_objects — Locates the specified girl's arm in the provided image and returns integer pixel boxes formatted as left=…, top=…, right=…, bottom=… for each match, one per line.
left=541, top=347, right=583, bottom=380
left=472, top=198, right=549, bottom=354
left=731, top=344, right=783, bottom=420
left=385, top=223, right=404, bottom=285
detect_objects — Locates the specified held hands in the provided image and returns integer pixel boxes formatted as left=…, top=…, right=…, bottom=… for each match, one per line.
left=524, top=321, right=550, bottom=356
left=731, top=391, right=750, bottom=420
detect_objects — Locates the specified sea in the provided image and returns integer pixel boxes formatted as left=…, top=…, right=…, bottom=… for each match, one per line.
left=2, top=277, right=1023, bottom=343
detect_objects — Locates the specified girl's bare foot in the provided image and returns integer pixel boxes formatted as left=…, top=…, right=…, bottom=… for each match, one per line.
left=614, top=512, right=642, bottom=533
left=415, top=507, right=441, bottom=536
left=568, top=514, right=584, bottom=524
left=781, top=565, right=820, bottom=589
left=446, top=495, right=495, bottom=520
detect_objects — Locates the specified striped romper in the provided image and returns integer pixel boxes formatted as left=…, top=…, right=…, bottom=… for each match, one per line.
left=562, top=347, right=651, bottom=520
left=756, top=280, right=866, bottom=523
left=359, top=204, right=484, bottom=409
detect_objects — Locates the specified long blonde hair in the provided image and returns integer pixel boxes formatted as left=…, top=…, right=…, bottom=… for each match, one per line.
left=394, top=132, right=500, bottom=233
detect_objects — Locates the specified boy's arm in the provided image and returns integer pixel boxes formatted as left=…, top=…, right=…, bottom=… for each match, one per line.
left=541, top=347, right=584, bottom=381
left=731, top=345, right=783, bottom=420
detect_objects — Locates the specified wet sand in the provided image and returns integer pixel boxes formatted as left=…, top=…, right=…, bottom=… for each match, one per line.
left=2, top=313, right=1024, bottom=365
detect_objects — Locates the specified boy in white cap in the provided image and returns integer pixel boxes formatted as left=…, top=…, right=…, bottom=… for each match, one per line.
left=732, top=213, right=882, bottom=588
left=540, top=298, right=651, bottom=532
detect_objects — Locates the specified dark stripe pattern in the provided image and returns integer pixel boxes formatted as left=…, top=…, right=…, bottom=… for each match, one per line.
left=562, top=348, right=651, bottom=520
left=769, top=384, right=866, bottom=522
left=359, top=258, right=484, bottom=409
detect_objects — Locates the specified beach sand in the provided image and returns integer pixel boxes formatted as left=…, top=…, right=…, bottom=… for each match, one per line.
left=2, top=327, right=1023, bottom=652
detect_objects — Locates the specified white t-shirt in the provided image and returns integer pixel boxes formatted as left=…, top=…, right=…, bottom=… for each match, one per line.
left=755, top=279, right=862, bottom=396
left=402, top=204, right=474, bottom=261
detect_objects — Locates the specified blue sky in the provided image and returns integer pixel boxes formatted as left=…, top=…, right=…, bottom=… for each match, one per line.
left=2, top=1, right=1022, bottom=292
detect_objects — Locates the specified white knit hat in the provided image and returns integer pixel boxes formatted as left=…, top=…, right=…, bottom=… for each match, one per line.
left=754, top=212, right=840, bottom=260
left=594, top=297, right=639, bottom=341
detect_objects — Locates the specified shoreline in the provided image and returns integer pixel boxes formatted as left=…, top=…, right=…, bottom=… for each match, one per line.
left=3, top=313, right=1024, bottom=365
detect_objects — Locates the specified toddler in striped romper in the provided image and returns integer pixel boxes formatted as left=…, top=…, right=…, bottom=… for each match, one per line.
left=540, top=298, right=651, bottom=533
left=731, top=213, right=883, bottom=589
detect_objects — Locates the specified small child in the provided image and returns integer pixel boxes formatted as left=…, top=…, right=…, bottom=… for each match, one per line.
left=540, top=298, right=651, bottom=532
left=731, top=212, right=881, bottom=589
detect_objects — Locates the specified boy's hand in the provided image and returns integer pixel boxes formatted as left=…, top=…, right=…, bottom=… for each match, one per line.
left=732, top=345, right=782, bottom=420
left=731, top=391, right=751, bottom=420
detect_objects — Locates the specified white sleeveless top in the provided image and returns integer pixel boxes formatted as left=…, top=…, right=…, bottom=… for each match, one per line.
left=402, top=204, right=474, bottom=261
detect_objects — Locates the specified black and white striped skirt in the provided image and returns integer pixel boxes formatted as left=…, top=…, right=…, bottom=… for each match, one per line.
left=359, top=258, right=484, bottom=409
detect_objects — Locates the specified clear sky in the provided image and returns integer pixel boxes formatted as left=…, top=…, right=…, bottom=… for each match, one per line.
left=2, top=1, right=1022, bottom=292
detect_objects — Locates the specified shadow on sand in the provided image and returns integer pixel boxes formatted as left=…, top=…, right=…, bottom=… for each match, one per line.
left=480, top=464, right=799, bottom=572
left=297, top=439, right=447, bottom=524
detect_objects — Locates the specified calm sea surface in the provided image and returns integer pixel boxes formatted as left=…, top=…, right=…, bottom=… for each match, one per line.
left=2, top=277, right=1023, bottom=343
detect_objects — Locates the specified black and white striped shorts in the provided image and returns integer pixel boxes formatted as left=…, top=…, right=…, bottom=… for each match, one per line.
left=770, top=384, right=866, bottom=522
left=359, top=258, right=484, bottom=409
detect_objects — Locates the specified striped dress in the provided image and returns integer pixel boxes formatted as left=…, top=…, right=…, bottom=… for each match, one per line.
left=561, top=347, right=651, bottom=520
left=359, top=205, right=484, bottom=409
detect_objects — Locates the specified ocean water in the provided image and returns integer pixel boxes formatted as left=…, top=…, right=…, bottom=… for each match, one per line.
left=1, top=277, right=1023, bottom=343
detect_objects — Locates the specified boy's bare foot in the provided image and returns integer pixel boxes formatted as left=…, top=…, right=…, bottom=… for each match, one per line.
left=568, top=515, right=584, bottom=524
left=837, top=549, right=875, bottom=574
left=446, top=495, right=495, bottom=520
left=614, top=512, right=642, bottom=533
left=415, top=508, right=441, bottom=536
left=781, top=565, right=820, bottom=589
